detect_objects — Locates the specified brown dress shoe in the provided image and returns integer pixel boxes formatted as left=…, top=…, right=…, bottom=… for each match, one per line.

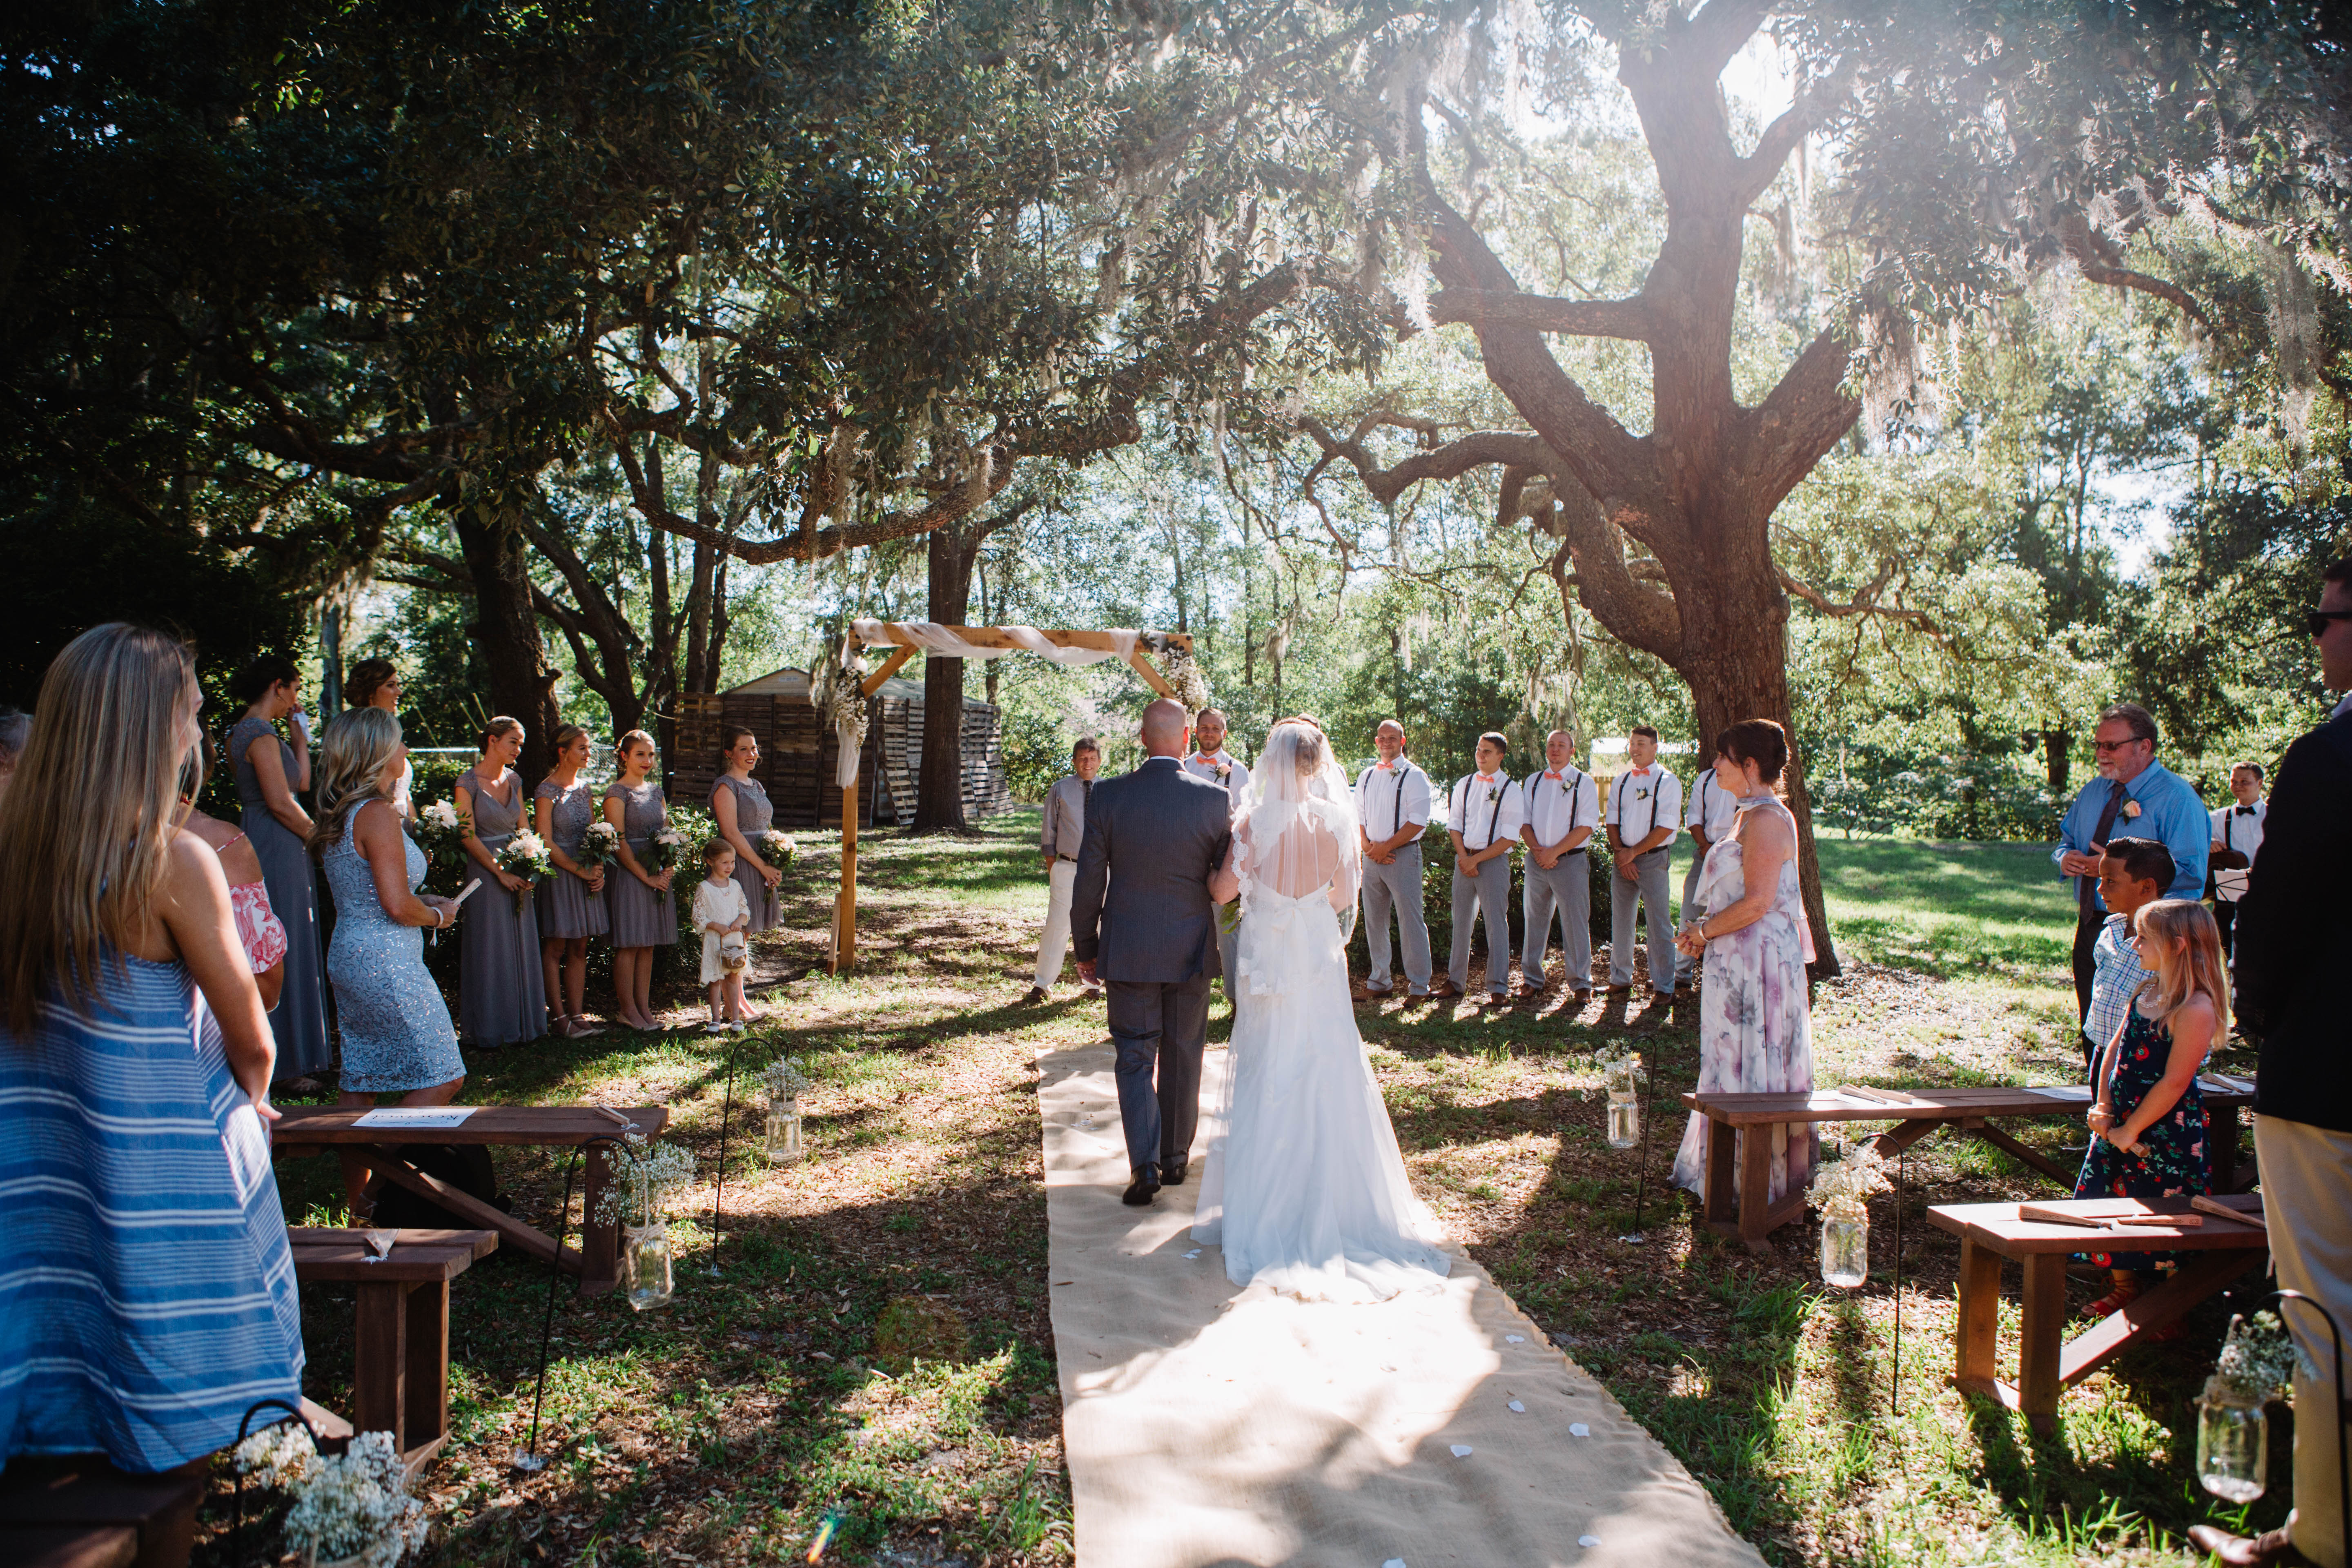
left=1427, top=980, right=1464, bottom=998
left=2187, top=1525, right=2311, bottom=1566
left=1020, top=985, right=1049, bottom=1005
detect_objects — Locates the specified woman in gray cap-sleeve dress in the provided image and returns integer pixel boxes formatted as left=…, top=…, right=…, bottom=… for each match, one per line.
left=534, top=723, right=608, bottom=1038
left=454, top=718, right=547, bottom=1046
left=603, top=729, right=676, bottom=1032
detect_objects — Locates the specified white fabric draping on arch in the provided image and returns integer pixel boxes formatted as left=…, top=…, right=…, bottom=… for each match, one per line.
left=851, top=619, right=1139, bottom=667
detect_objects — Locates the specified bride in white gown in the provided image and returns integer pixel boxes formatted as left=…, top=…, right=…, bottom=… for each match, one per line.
left=1192, top=719, right=1452, bottom=1303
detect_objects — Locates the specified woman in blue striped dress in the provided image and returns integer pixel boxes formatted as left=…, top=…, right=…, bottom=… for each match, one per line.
left=0, top=624, right=305, bottom=1476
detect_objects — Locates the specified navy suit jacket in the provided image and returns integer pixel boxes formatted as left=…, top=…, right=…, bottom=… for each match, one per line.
left=2239, top=708, right=2352, bottom=1132
left=1069, top=757, right=1233, bottom=984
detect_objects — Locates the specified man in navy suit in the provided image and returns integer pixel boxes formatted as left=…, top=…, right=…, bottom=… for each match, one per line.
left=1071, top=699, right=1236, bottom=1207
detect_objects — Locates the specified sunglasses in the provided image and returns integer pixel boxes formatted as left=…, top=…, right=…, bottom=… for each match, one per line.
left=2308, top=609, right=2352, bottom=637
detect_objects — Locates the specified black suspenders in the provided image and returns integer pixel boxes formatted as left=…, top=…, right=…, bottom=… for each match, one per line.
left=1615, top=771, right=1665, bottom=843
left=1531, top=770, right=1586, bottom=837
left=1361, top=764, right=1413, bottom=839
left=1456, top=775, right=1505, bottom=848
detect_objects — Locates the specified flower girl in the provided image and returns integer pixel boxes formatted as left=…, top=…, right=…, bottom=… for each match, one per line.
left=692, top=841, right=752, bottom=1033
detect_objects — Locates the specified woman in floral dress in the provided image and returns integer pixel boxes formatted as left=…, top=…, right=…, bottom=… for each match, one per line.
left=2074, top=898, right=2225, bottom=1321
left=1669, top=719, right=1816, bottom=1207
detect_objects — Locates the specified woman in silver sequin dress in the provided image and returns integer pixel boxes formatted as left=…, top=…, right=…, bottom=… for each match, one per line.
left=535, top=724, right=608, bottom=1038
left=310, top=707, right=466, bottom=1217
left=454, top=719, right=547, bottom=1046
left=602, top=729, right=676, bottom=1031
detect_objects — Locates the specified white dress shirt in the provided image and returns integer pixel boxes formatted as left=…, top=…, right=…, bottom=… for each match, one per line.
left=1181, top=750, right=1252, bottom=808
left=1520, top=765, right=1599, bottom=848
left=1606, top=764, right=1682, bottom=846
left=1683, top=766, right=1739, bottom=846
left=2210, top=799, right=2267, bottom=903
left=1448, top=770, right=1526, bottom=852
left=1355, top=759, right=1432, bottom=843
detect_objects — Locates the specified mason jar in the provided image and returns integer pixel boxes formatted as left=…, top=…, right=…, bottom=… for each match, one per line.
left=2196, top=1376, right=2269, bottom=1504
left=624, top=1221, right=675, bottom=1312
left=766, top=1098, right=805, bottom=1165
left=1820, top=1215, right=1869, bottom=1288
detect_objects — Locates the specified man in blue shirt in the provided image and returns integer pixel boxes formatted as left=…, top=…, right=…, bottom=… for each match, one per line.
left=2053, top=702, right=2209, bottom=1021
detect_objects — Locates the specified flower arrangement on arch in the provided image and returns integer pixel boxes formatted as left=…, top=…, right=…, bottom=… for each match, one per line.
left=234, top=1424, right=429, bottom=1568
left=494, top=830, right=552, bottom=909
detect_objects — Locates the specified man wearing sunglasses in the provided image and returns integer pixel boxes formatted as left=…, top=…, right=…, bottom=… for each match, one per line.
left=2193, top=558, right=2352, bottom=1568
left=2052, top=701, right=2209, bottom=1039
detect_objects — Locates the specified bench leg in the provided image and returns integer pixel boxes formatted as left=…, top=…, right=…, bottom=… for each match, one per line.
left=580, top=1139, right=620, bottom=1296
left=1737, top=1126, right=1773, bottom=1252
left=2018, top=1253, right=2068, bottom=1434
left=353, top=1280, right=411, bottom=1452
left=1703, top=1118, right=1736, bottom=1231
left=404, top=1278, right=451, bottom=1450
left=1955, top=1236, right=2003, bottom=1392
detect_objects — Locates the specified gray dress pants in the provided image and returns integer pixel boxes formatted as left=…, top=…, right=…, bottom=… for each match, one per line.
left=1361, top=844, right=1432, bottom=992
left=1107, top=975, right=1211, bottom=1180
left=1450, top=854, right=1515, bottom=995
left=1609, top=845, right=1677, bottom=990
left=1521, top=855, right=1592, bottom=989
left=1674, top=843, right=1708, bottom=986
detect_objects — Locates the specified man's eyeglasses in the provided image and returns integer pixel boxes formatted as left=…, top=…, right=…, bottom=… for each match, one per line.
left=2092, top=737, right=2150, bottom=753
left=2307, top=609, right=2352, bottom=637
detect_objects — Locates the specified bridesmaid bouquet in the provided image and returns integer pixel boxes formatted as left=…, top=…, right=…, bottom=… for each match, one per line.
left=640, top=819, right=685, bottom=882
left=577, top=819, right=622, bottom=871
left=413, top=797, right=472, bottom=893
left=496, top=831, right=553, bottom=910
left=757, top=829, right=796, bottom=870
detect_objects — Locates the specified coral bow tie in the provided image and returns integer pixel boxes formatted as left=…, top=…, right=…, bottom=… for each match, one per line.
left=1544, top=771, right=1564, bottom=780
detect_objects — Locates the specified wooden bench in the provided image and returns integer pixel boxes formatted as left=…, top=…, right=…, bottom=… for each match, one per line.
left=1928, top=1194, right=2268, bottom=1432
left=0, top=1457, right=205, bottom=1568
left=272, top=1104, right=665, bottom=1296
left=287, top=1227, right=498, bottom=1479
left=1679, top=1076, right=2257, bottom=1249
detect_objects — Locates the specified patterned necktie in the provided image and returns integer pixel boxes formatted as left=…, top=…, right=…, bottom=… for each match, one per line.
left=1082, top=779, right=1093, bottom=810
left=2079, top=779, right=2128, bottom=915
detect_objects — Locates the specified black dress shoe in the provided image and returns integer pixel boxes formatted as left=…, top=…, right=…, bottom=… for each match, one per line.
left=1122, top=1172, right=1161, bottom=1207
left=1160, top=1160, right=1187, bottom=1187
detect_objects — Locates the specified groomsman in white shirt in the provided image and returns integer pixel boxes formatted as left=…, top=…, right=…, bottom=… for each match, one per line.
left=1439, top=731, right=1524, bottom=1001
left=1673, top=752, right=1741, bottom=990
left=1024, top=737, right=1102, bottom=1005
left=2207, top=761, right=2266, bottom=966
left=1355, top=719, right=1434, bottom=998
left=1604, top=725, right=1682, bottom=998
left=1183, top=708, right=1252, bottom=992
left=1517, top=729, right=1599, bottom=1002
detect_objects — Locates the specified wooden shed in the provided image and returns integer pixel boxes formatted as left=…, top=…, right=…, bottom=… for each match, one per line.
left=670, top=668, right=1009, bottom=828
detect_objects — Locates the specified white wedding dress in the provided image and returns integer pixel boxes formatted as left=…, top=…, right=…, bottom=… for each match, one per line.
left=1191, top=724, right=1452, bottom=1303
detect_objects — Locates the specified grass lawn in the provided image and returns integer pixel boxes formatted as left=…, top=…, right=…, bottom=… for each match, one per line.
left=208, top=815, right=2274, bottom=1568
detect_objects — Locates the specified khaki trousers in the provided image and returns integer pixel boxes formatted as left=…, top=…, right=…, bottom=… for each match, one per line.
left=2256, top=1114, right=2352, bottom=1568
left=1033, top=858, right=1077, bottom=988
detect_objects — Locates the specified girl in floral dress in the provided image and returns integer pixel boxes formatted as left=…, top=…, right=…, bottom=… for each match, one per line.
left=1668, top=719, right=1816, bottom=1207
left=2075, top=898, right=2226, bottom=1321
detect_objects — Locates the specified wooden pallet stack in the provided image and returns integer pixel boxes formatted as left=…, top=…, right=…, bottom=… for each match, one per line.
left=668, top=690, right=875, bottom=830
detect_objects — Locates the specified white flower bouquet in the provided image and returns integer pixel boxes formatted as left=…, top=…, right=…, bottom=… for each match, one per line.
left=640, top=819, right=684, bottom=881
left=756, top=829, right=796, bottom=871
left=1808, top=1144, right=1893, bottom=1222
left=411, top=797, right=470, bottom=891
left=235, top=1425, right=428, bottom=1568
left=576, top=818, right=621, bottom=872
left=494, top=830, right=552, bottom=910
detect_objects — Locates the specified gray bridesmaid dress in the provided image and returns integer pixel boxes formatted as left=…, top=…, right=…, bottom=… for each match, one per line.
left=456, top=767, right=548, bottom=1045
left=711, top=773, right=780, bottom=934
left=228, top=715, right=329, bottom=1080
left=533, top=778, right=609, bottom=940
left=604, top=780, right=677, bottom=948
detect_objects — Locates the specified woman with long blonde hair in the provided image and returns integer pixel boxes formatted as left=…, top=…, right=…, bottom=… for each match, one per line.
left=2074, top=897, right=2228, bottom=1325
left=311, top=707, right=468, bottom=1218
left=0, top=624, right=304, bottom=1477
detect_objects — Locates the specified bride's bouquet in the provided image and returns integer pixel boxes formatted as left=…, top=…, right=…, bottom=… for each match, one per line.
left=495, top=830, right=552, bottom=909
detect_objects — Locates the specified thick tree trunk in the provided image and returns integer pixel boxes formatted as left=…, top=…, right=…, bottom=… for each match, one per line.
left=913, top=525, right=980, bottom=833
left=453, top=495, right=561, bottom=783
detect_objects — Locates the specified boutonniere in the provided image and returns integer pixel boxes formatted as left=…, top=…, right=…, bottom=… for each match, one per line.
left=2120, top=799, right=2141, bottom=820
left=1214, top=761, right=1231, bottom=780
left=1635, top=786, right=1651, bottom=801
left=1483, top=785, right=1500, bottom=803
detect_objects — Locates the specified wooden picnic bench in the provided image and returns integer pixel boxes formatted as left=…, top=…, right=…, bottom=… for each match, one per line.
left=1929, top=1194, right=2268, bottom=1432
left=272, top=1104, right=665, bottom=1296
left=0, top=1456, right=206, bottom=1568
left=1678, top=1076, right=2257, bottom=1249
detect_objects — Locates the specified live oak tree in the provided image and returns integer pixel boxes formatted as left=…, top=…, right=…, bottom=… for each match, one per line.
left=1296, top=0, right=2352, bottom=969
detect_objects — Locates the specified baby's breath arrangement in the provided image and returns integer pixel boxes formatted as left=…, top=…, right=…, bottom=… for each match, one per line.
left=235, top=1425, right=428, bottom=1567
left=1808, top=1144, right=1893, bottom=1221
left=2212, top=1310, right=2309, bottom=1401
left=1593, top=1046, right=1644, bottom=1085
left=593, top=1132, right=697, bottom=1228
left=764, top=1056, right=811, bottom=1104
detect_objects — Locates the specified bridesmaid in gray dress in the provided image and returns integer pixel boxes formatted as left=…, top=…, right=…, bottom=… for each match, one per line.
left=711, top=724, right=784, bottom=935
left=603, top=729, right=676, bottom=1032
left=454, top=718, right=548, bottom=1046
left=534, top=723, right=608, bottom=1039
left=310, top=708, right=467, bottom=1217
left=227, top=655, right=329, bottom=1085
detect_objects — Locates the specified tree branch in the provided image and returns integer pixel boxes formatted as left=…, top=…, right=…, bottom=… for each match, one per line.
left=2057, top=212, right=2213, bottom=331
left=1300, top=417, right=1553, bottom=505
left=1775, top=562, right=1945, bottom=642
left=1744, top=322, right=1862, bottom=506
left=1426, top=288, right=1655, bottom=342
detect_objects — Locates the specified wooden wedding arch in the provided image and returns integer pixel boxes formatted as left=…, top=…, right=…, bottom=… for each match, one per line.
left=826, top=624, right=1198, bottom=973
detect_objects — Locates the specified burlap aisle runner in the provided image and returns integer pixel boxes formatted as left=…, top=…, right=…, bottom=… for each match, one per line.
left=1040, top=1041, right=1765, bottom=1568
